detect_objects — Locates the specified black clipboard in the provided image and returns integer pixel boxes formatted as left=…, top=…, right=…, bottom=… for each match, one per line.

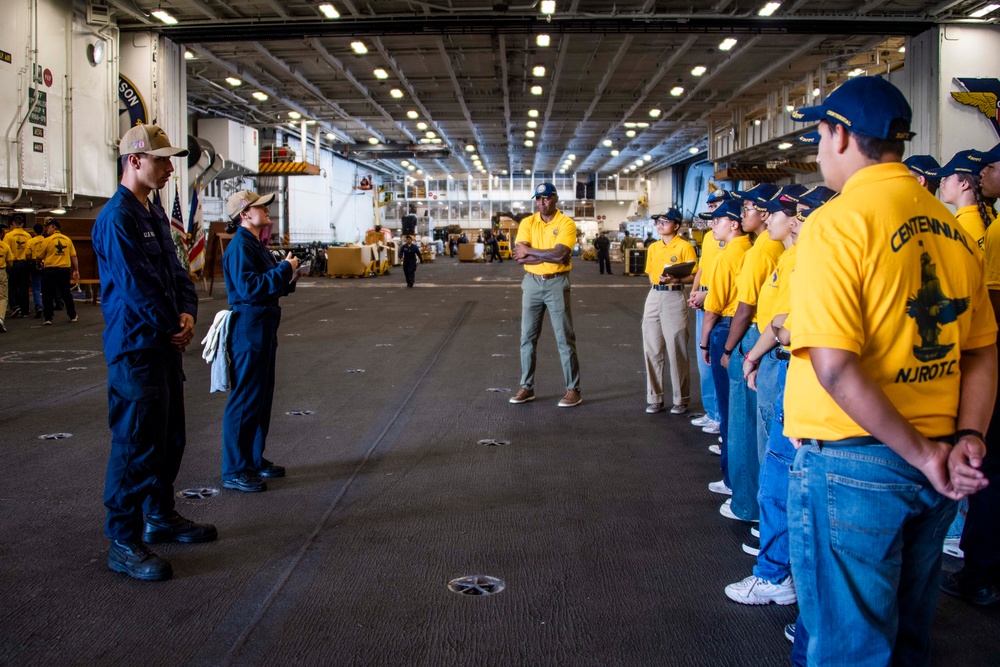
left=661, top=261, right=696, bottom=278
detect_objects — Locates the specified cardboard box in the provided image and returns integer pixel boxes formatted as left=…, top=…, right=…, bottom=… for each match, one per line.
left=326, top=246, right=373, bottom=276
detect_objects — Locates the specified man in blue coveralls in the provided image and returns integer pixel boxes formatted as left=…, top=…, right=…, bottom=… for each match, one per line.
left=93, top=124, right=217, bottom=582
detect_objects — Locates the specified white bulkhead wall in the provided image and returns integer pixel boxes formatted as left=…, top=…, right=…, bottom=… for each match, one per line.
left=0, top=0, right=117, bottom=202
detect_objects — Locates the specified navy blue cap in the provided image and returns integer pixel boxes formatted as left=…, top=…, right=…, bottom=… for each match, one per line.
left=732, top=183, right=779, bottom=204
left=533, top=182, right=557, bottom=198
left=976, top=142, right=1000, bottom=164
left=903, top=155, right=941, bottom=180
left=928, top=150, right=987, bottom=178
left=711, top=199, right=743, bottom=223
left=757, top=186, right=804, bottom=214
left=798, top=185, right=837, bottom=209
left=651, top=207, right=683, bottom=222
left=797, top=131, right=820, bottom=144
left=706, top=189, right=732, bottom=204
left=790, top=76, right=914, bottom=140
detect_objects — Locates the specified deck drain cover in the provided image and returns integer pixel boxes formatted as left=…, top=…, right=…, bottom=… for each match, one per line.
left=177, top=487, right=219, bottom=500
left=285, top=333, right=300, bottom=337
left=345, top=308, right=358, bottom=311
left=319, top=319, right=330, bottom=322
left=496, top=334, right=511, bottom=337
left=346, top=369, right=366, bottom=373
left=286, top=410, right=315, bottom=416
left=66, top=367, right=87, bottom=371
left=491, top=354, right=510, bottom=358
left=486, top=387, right=511, bottom=393
left=376, top=343, right=393, bottom=347
left=478, top=438, right=510, bottom=447
left=614, top=343, right=631, bottom=347
left=448, top=575, right=506, bottom=596
left=39, top=433, right=73, bottom=440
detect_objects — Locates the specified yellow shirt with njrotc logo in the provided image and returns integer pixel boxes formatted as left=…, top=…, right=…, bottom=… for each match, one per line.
left=0, top=239, right=11, bottom=269
left=40, top=232, right=77, bottom=269
left=515, top=210, right=577, bottom=275
left=986, top=216, right=1000, bottom=289
left=703, top=235, right=752, bottom=317
left=757, top=245, right=796, bottom=333
left=954, top=205, right=992, bottom=253
left=786, top=162, right=997, bottom=441
left=699, top=230, right=726, bottom=286
left=644, top=235, right=698, bottom=285
left=27, top=234, right=45, bottom=261
left=735, top=230, right=785, bottom=324
left=3, top=228, right=33, bottom=261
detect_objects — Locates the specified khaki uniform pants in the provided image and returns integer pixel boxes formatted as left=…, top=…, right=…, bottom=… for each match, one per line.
left=641, top=288, right=690, bottom=405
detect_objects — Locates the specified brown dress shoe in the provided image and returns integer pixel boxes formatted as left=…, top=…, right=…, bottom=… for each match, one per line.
left=558, top=389, right=582, bottom=407
left=509, top=387, right=535, bottom=404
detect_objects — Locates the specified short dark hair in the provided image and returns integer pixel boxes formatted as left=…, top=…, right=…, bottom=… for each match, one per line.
left=823, top=119, right=907, bottom=161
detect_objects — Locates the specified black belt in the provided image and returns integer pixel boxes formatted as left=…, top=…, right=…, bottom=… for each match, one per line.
left=651, top=284, right=684, bottom=291
left=533, top=273, right=564, bottom=280
left=774, top=348, right=790, bottom=361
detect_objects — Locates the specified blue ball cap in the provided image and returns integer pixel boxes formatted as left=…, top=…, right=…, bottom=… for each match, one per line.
left=757, top=185, right=805, bottom=214
left=975, top=142, right=1000, bottom=165
left=712, top=199, right=743, bottom=223
left=732, top=182, right=779, bottom=204
left=790, top=76, right=914, bottom=140
left=797, top=131, right=820, bottom=145
left=903, top=155, right=941, bottom=180
left=706, top=189, right=732, bottom=204
left=533, top=182, right=558, bottom=198
left=651, top=207, right=683, bottom=222
left=928, top=150, right=987, bottom=178
left=798, top=185, right=837, bottom=209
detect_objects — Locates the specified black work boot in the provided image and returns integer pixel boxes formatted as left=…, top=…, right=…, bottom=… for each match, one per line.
left=108, top=539, right=172, bottom=581
left=222, top=473, right=267, bottom=493
left=143, top=511, right=218, bottom=544
left=257, top=459, right=286, bottom=478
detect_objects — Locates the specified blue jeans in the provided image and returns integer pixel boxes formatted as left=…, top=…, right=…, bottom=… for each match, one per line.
left=946, top=498, right=967, bottom=540
left=756, top=351, right=783, bottom=463
left=708, top=317, right=731, bottom=488
left=695, top=308, right=720, bottom=421
left=754, top=357, right=793, bottom=583
left=727, top=325, right=760, bottom=520
left=788, top=439, right=956, bottom=666
left=31, top=269, right=42, bottom=309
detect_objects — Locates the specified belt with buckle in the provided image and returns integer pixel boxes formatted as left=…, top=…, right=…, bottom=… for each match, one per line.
left=534, top=272, right=560, bottom=280
left=774, top=348, right=791, bottom=361
left=652, top=284, right=684, bottom=291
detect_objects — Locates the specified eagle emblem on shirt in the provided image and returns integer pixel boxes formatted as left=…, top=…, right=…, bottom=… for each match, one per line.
left=670, top=255, right=678, bottom=262
left=951, top=78, right=1000, bottom=138
left=905, top=246, right=969, bottom=362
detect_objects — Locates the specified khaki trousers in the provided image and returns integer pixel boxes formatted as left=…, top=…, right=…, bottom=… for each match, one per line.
left=641, top=288, right=690, bottom=405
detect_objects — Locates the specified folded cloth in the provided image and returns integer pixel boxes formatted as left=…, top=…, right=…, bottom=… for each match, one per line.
left=201, top=309, right=232, bottom=393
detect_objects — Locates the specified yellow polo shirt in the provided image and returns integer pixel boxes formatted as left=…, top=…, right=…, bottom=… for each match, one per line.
left=644, top=235, right=698, bottom=285
left=40, top=232, right=76, bottom=269
left=0, top=239, right=10, bottom=269
left=757, top=244, right=796, bottom=333
left=954, top=205, right=992, bottom=253
left=735, top=230, right=784, bottom=323
left=699, top=230, right=726, bottom=286
left=515, top=210, right=577, bottom=275
left=786, top=162, right=997, bottom=440
left=27, top=235, right=45, bottom=261
left=3, top=228, right=32, bottom=261
left=703, top=235, right=752, bottom=317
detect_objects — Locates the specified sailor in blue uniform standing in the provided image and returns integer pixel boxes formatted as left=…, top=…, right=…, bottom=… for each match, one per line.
left=399, top=234, right=422, bottom=287
left=93, top=124, right=216, bottom=582
left=221, top=190, right=299, bottom=493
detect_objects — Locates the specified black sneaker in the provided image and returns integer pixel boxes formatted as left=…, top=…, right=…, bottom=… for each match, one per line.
left=108, top=539, right=172, bottom=581
left=223, top=473, right=267, bottom=493
left=143, top=511, right=218, bottom=544
left=941, top=570, right=1000, bottom=606
left=257, top=459, right=286, bottom=478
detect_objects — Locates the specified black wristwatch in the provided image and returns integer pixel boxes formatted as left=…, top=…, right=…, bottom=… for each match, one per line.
left=723, top=348, right=733, bottom=356
left=954, top=429, right=985, bottom=443
left=699, top=344, right=710, bottom=351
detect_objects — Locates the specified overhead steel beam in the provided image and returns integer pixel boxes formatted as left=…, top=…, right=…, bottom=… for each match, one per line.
left=437, top=40, right=491, bottom=173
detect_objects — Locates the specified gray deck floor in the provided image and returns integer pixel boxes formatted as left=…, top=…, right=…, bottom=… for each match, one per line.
left=1, top=256, right=997, bottom=666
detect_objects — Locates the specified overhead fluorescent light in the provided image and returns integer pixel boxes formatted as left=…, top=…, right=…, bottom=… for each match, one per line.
left=531, top=85, right=543, bottom=95
left=567, top=153, right=576, bottom=160
left=417, top=122, right=428, bottom=130
left=151, top=10, right=177, bottom=25
left=626, top=130, right=636, bottom=137
left=368, top=137, right=380, bottom=145
left=636, top=122, right=649, bottom=128
left=532, top=66, right=546, bottom=77
left=528, top=109, right=539, bottom=118
left=527, top=120, right=537, bottom=129
left=326, top=132, right=336, bottom=140
left=14, top=207, right=35, bottom=213
left=351, top=41, right=368, bottom=54
left=758, top=2, right=781, bottom=16
left=536, top=34, right=551, bottom=47
left=425, top=131, right=436, bottom=139
left=670, top=86, right=684, bottom=97
left=318, top=3, right=340, bottom=19
left=898, top=46, right=906, bottom=53
left=624, top=122, right=637, bottom=128
left=643, top=154, right=652, bottom=160
left=401, top=160, right=410, bottom=166
left=184, top=51, right=194, bottom=60
left=252, top=91, right=268, bottom=101
left=970, top=3, right=1000, bottom=17
left=525, top=169, right=531, bottom=174
left=649, top=108, right=661, bottom=118
left=785, top=104, right=795, bottom=112
left=611, top=149, right=620, bottom=156
left=691, top=66, right=707, bottom=77
left=524, top=140, right=534, bottom=147
left=719, top=38, right=738, bottom=51
left=465, top=144, right=475, bottom=152
left=288, top=111, right=302, bottom=119
left=501, top=169, right=508, bottom=174
left=689, top=147, right=700, bottom=154
left=812, top=87, right=821, bottom=97
left=602, top=139, right=613, bottom=147
left=540, top=1, right=556, bottom=14
left=373, top=68, right=388, bottom=79
left=471, top=154, right=480, bottom=160
left=847, top=68, right=865, bottom=77
left=778, top=142, right=793, bottom=150
left=50, top=208, right=66, bottom=215
left=407, top=110, right=419, bottom=119
left=526, top=130, right=536, bottom=138
left=225, top=77, right=242, bottom=86
left=390, top=88, right=403, bottom=98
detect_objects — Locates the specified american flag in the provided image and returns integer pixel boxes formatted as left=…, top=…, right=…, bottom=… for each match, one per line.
left=170, top=190, right=186, bottom=236
left=187, top=182, right=206, bottom=274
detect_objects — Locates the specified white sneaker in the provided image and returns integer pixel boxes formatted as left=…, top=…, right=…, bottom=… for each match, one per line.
left=943, top=538, right=964, bottom=559
left=690, top=414, right=711, bottom=427
left=701, top=420, right=721, bottom=434
left=751, top=526, right=760, bottom=538
left=725, top=575, right=797, bottom=605
left=670, top=404, right=688, bottom=414
left=720, top=498, right=759, bottom=522
left=708, top=480, right=732, bottom=495
left=708, top=444, right=721, bottom=455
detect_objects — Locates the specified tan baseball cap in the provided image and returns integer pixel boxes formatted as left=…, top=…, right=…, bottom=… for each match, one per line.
left=226, top=190, right=276, bottom=220
left=119, top=124, right=189, bottom=157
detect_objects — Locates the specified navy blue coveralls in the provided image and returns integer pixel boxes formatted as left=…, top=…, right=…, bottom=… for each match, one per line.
left=221, top=227, right=295, bottom=480
left=92, top=184, right=198, bottom=541
left=399, top=241, right=422, bottom=287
